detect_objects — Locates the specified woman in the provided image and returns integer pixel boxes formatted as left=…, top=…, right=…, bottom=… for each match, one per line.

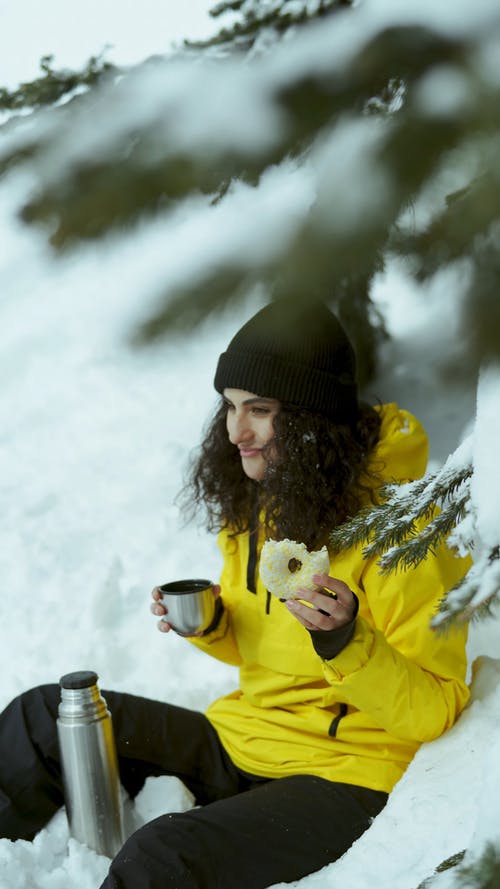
left=0, top=301, right=470, bottom=889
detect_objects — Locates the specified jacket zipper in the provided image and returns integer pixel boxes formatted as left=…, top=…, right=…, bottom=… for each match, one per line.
left=329, top=704, right=348, bottom=737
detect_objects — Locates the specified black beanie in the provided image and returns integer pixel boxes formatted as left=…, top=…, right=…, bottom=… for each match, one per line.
left=214, top=301, right=358, bottom=420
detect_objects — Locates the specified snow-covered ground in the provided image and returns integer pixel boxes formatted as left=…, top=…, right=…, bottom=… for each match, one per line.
left=1, top=2, right=500, bottom=888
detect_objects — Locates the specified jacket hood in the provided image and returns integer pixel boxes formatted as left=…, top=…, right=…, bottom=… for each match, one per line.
left=371, top=403, right=428, bottom=485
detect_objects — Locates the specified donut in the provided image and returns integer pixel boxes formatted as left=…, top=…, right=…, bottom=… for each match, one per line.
left=259, top=538, right=330, bottom=600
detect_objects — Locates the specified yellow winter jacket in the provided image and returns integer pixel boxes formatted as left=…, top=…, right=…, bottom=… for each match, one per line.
left=190, top=404, right=470, bottom=793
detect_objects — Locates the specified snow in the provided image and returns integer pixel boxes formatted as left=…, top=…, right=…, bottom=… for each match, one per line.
left=415, top=66, right=474, bottom=119
left=273, top=656, right=500, bottom=889
left=472, top=365, right=500, bottom=547
left=1, top=2, right=500, bottom=889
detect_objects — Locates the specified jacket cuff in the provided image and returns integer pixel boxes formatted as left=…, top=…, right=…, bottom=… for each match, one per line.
left=308, top=593, right=359, bottom=660
left=321, top=617, right=375, bottom=679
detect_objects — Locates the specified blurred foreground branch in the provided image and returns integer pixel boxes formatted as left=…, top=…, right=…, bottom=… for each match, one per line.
left=1, top=13, right=499, bottom=377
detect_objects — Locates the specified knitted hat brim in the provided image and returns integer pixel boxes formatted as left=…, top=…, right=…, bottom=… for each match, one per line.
left=214, top=350, right=358, bottom=421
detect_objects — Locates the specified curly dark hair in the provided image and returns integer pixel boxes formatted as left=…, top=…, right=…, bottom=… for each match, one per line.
left=180, top=398, right=383, bottom=550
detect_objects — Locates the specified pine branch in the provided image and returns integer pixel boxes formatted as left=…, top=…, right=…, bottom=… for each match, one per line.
left=378, top=492, right=470, bottom=572
left=432, top=545, right=500, bottom=630
left=415, top=850, right=466, bottom=889
left=414, top=842, right=500, bottom=889
left=0, top=52, right=116, bottom=112
left=210, top=0, right=247, bottom=15
left=327, top=430, right=500, bottom=630
left=189, top=0, right=352, bottom=52
left=459, top=230, right=500, bottom=375
left=388, top=173, right=500, bottom=378
left=327, top=438, right=488, bottom=626
left=390, top=173, right=500, bottom=280
left=329, top=443, right=473, bottom=565
left=132, top=243, right=385, bottom=385
left=457, top=842, right=500, bottom=889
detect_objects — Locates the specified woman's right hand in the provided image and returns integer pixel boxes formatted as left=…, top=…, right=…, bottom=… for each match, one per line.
left=150, top=586, right=172, bottom=633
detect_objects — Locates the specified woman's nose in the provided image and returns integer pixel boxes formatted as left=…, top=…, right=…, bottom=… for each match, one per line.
left=228, top=412, right=252, bottom=444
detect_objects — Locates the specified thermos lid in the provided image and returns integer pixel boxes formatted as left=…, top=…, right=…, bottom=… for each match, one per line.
left=59, top=670, right=98, bottom=689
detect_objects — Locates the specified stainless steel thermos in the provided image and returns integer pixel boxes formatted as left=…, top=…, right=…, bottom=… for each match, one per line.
left=57, top=670, right=124, bottom=857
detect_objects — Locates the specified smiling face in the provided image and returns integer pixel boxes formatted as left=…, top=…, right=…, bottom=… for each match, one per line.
left=224, top=388, right=280, bottom=481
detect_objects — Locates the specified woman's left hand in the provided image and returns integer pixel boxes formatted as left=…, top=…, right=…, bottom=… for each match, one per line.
left=285, top=573, right=356, bottom=631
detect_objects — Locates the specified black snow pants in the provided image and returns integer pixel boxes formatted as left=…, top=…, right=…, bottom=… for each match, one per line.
left=0, top=684, right=387, bottom=889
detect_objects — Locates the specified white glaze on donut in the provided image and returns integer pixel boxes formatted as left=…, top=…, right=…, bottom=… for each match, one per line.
left=259, top=538, right=330, bottom=599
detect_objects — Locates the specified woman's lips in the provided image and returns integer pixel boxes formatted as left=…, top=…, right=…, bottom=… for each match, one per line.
left=238, top=447, right=262, bottom=458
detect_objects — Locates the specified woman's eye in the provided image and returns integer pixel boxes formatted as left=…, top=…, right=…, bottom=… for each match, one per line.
left=252, top=407, right=271, bottom=416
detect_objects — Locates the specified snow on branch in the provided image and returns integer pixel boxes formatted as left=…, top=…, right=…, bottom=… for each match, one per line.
left=378, top=490, right=471, bottom=573
left=432, top=545, right=500, bottom=630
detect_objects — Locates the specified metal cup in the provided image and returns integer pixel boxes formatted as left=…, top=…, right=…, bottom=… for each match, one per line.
left=159, top=578, right=215, bottom=636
